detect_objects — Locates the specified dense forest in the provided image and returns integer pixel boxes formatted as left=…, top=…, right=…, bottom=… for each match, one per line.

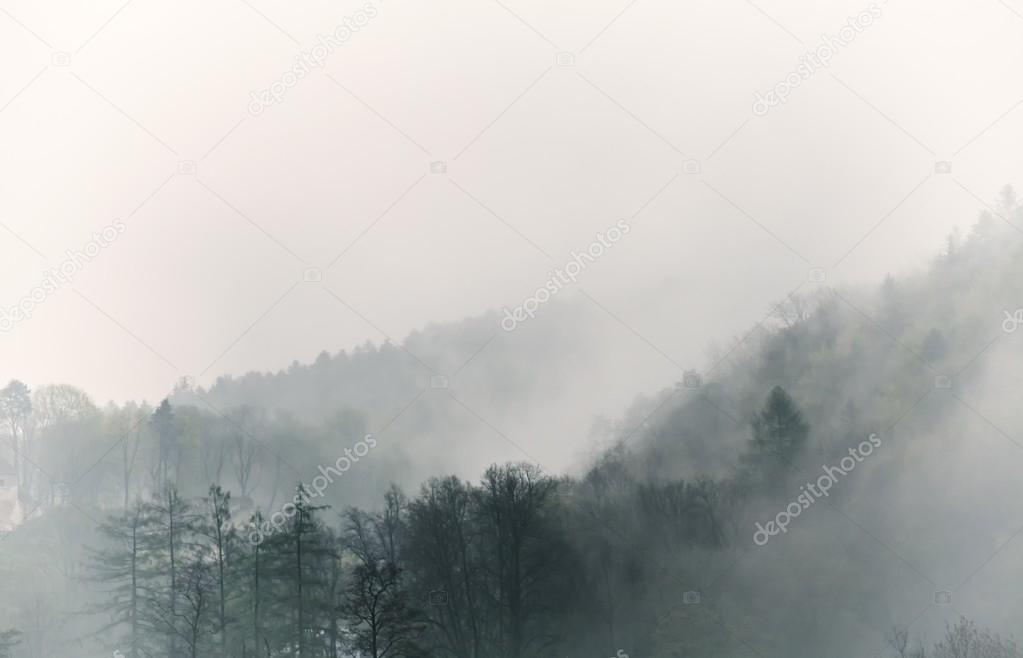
left=3, top=191, right=1023, bottom=657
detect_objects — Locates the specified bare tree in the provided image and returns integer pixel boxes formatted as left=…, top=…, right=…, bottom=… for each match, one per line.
left=933, top=618, right=1020, bottom=658
left=179, top=555, right=217, bottom=658
left=228, top=409, right=262, bottom=499
left=0, top=380, right=32, bottom=496
left=476, top=463, right=564, bottom=658
left=342, top=495, right=422, bottom=658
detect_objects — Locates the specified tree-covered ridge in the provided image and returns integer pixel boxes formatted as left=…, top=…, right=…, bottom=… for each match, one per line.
left=4, top=192, right=1023, bottom=656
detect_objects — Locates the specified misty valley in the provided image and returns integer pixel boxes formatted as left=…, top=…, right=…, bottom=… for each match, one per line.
left=4, top=200, right=1023, bottom=657
left=4, top=1, right=1023, bottom=656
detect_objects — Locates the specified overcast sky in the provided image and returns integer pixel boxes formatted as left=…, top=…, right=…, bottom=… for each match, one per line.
left=2, top=0, right=1022, bottom=407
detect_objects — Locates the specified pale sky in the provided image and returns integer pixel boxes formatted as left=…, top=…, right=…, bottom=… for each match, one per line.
left=1, top=0, right=1022, bottom=408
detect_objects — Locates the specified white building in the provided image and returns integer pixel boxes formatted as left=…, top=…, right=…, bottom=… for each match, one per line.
left=0, top=457, right=22, bottom=532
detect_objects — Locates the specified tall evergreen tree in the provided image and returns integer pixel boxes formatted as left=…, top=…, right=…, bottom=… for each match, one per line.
left=198, top=485, right=236, bottom=656
left=150, top=400, right=178, bottom=487
left=148, top=485, right=194, bottom=658
left=743, top=385, right=809, bottom=488
left=262, top=485, right=330, bottom=656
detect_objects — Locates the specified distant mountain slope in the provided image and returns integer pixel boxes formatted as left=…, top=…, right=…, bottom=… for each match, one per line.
left=598, top=193, right=1023, bottom=653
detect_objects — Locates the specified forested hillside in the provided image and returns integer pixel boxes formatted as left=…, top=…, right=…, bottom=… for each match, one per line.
left=3, top=192, right=1023, bottom=657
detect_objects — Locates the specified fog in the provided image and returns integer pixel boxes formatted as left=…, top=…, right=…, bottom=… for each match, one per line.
left=3, top=1, right=1023, bottom=657
left=3, top=0, right=1019, bottom=407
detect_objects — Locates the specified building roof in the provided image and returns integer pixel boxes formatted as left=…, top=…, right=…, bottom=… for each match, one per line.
left=0, top=456, right=15, bottom=476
